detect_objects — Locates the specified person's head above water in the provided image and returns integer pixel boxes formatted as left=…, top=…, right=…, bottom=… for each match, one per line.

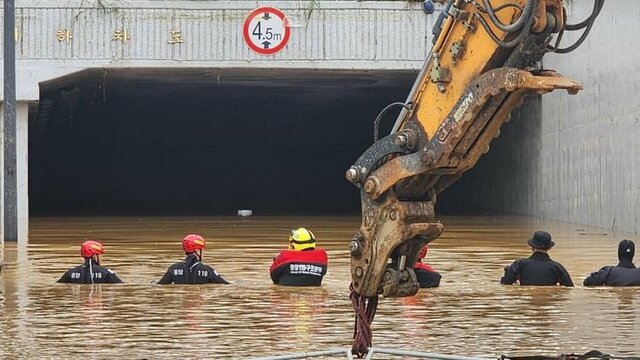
left=288, top=228, right=316, bottom=251
left=417, top=245, right=429, bottom=260
left=527, top=230, right=555, bottom=252
left=80, top=240, right=105, bottom=263
left=182, top=234, right=206, bottom=257
left=618, top=239, right=635, bottom=262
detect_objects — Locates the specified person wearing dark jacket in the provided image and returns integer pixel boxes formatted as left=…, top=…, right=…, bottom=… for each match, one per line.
left=270, top=228, right=328, bottom=286
left=58, top=240, right=123, bottom=284
left=157, top=234, right=229, bottom=285
left=501, top=231, right=574, bottom=287
left=414, top=245, right=441, bottom=288
left=583, top=239, right=640, bottom=286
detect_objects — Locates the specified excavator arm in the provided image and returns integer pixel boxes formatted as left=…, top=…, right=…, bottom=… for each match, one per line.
left=346, top=0, right=604, bottom=356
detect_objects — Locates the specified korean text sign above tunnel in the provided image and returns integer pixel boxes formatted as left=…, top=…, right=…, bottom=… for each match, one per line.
left=243, top=7, right=291, bottom=55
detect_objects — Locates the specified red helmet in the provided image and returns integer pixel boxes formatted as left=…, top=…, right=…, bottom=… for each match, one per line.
left=81, top=240, right=105, bottom=258
left=182, top=234, right=206, bottom=253
left=417, top=245, right=429, bottom=259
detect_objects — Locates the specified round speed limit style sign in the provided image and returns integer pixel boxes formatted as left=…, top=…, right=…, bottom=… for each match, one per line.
left=242, top=7, right=291, bottom=55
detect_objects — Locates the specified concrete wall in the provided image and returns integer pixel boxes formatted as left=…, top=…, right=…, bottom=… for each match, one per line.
left=1, top=0, right=435, bottom=100
left=464, top=1, right=640, bottom=234
left=540, top=1, right=640, bottom=233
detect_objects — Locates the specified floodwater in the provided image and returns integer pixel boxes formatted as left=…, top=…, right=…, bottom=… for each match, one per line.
left=1, top=215, right=639, bottom=359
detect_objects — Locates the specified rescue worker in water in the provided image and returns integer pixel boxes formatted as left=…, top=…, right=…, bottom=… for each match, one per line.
left=57, top=240, right=123, bottom=284
left=414, top=245, right=441, bottom=288
left=583, top=239, right=640, bottom=286
left=500, top=230, right=574, bottom=287
left=157, top=234, right=229, bottom=285
left=270, top=228, right=328, bottom=286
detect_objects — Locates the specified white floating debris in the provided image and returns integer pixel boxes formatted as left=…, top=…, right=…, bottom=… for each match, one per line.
left=237, top=209, right=253, bottom=217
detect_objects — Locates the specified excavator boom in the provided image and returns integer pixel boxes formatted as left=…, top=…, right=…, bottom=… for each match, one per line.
left=346, top=0, right=604, bottom=356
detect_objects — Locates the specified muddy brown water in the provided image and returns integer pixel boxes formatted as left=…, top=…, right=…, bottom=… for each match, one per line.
left=1, top=215, right=639, bottom=359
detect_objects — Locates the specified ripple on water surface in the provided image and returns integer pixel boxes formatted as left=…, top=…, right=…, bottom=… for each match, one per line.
left=1, top=215, right=639, bottom=358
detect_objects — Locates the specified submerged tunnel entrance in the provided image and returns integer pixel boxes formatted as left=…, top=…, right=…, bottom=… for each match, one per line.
left=30, top=68, right=419, bottom=216
left=30, top=68, right=530, bottom=216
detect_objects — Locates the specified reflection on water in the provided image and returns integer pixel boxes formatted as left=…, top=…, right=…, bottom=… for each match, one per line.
left=1, top=215, right=639, bottom=358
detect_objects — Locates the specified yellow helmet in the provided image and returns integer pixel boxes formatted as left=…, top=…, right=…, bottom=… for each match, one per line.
left=289, top=228, right=316, bottom=251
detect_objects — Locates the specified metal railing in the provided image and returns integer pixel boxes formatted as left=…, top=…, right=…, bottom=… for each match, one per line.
left=252, top=347, right=491, bottom=360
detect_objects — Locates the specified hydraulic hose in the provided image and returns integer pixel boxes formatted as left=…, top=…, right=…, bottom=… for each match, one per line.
left=552, top=21, right=593, bottom=54
left=482, top=0, right=535, bottom=33
left=373, top=102, right=411, bottom=142
left=477, top=1, right=535, bottom=48
left=548, top=0, right=604, bottom=53
left=565, top=0, right=605, bottom=31
left=476, top=2, right=523, bottom=13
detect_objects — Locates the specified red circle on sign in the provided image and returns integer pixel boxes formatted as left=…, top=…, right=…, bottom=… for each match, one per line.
left=243, top=7, right=291, bottom=55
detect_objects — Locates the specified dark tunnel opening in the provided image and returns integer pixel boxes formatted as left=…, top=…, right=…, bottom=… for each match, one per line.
left=29, top=68, right=519, bottom=217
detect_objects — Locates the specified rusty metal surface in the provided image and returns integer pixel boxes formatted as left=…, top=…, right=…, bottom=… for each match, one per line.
left=517, top=70, right=583, bottom=94
left=348, top=66, right=582, bottom=300
left=362, top=68, right=581, bottom=200
left=457, top=89, right=530, bottom=172
left=350, top=190, right=443, bottom=297
left=532, top=0, right=566, bottom=34
left=453, top=73, right=582, bottom=175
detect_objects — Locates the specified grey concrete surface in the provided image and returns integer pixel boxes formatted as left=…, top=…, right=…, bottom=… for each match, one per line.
left=0, top=0, right=436, bottom=100
left=539, top=1, right=640, bottom=234
left=0, top=101, right=28, bottom=244
left=452, top=1, right=640, bottom=234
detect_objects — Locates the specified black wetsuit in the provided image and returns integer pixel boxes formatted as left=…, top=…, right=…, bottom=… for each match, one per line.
left=583, top=261, right=640, bottom=286
left=414, top=263, right=442, bottom=288
left=57, top=258, right=123, bottom=284
left=501, top=252, right=574, bottom=286
left=157, top=253, right=229, bottom=285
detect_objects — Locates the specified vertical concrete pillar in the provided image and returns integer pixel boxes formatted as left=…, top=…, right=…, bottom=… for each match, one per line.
left=1, top=101, right=29, bottom=244
left=16, top=101, right=29, bottom=243
left=1, top=102, right=4, bottom=256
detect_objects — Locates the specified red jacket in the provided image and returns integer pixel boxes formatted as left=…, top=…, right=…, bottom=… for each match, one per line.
left=414, top=262, right=435, bottom=272
left=270, top=248, right=328, bottom=286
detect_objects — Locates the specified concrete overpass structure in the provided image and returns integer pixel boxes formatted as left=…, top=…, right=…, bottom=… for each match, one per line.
left=1, top=0, right=639, bottom=244
left=1, top=0, right=435, bottom=244
left=4, top=0, right=432, bottom=99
